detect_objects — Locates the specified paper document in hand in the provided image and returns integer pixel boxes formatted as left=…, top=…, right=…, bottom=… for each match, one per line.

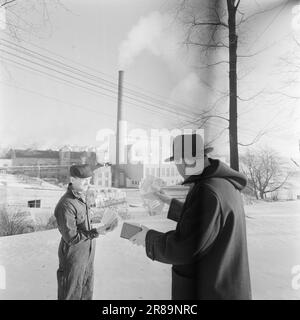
left=101, top=208, right=118, bottom=225
left=139, top=176, right=165, bottom=214
left=139, top=175, right=165, bottom=198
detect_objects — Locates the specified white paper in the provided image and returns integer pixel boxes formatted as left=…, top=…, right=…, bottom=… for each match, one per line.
left=101, top=208, right=118, bottom=225
left=139, top=176, right=165, bottom=214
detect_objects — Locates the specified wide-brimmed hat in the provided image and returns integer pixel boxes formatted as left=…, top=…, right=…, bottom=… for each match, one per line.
left=165, top=133, right=213, bottom=162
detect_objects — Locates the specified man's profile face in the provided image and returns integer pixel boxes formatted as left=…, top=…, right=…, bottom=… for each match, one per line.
left=174, top=156, right=208, bottom=179
left=175, top=158, right=197, bottom=179
left=71, top=177, right=91, bottom=192
left=175, top=162, right=187, bottom=179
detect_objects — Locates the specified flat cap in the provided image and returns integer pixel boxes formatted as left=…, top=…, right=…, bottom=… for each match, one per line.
left=70, top=164, right=93, bottom=178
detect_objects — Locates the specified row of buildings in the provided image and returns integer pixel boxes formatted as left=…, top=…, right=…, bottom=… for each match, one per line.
left=0, top=148, right=182, bottom=223
left=0, top=147, right=182, bottom=188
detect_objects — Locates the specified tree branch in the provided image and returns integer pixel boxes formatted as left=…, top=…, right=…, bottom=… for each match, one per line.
left=237, top=89, right=265, bottom=102
left=192, top=60, right=229, bottom=70
left=191, top=21, right=228, bottom=28
left=237, top=1, right=288, bottom=25
left=238, top=130, right=266, bottom=147
left=0, top=0, right=17, bottom=7
left=184, top=40, right=229, bottom=49
left=264, top=173, right=290, bottom=194
left=235, top=0, right=241, bottom=11
left=207, top=127, right=228, bottom=145
left=202, top=115, right=229, bottom=122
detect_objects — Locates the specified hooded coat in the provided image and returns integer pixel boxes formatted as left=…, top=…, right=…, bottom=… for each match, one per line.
left=145, top=159, right=252, bottom=300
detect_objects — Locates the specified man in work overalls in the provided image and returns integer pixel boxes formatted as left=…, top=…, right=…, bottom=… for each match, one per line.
left=55, top=164, right=110, bottom=300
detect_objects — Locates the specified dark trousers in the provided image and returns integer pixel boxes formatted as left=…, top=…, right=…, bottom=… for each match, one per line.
left=57, top=239, right=95, bottom=300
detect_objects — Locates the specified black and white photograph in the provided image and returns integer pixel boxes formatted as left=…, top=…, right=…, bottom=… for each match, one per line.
left=0, top=0, right=300, bottom=302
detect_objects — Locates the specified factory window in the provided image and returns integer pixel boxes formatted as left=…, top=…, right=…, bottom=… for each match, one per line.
left=171, top=167, right=174, bottom=176
left=151, top=168, right=155, bottom=176
left=166, top=168, right=170, bottom=176
left=162, top=168, right=165, bottom=176
left=146, top=168, right=150, bottom=176
left=28, top=200, right=41, bottom=208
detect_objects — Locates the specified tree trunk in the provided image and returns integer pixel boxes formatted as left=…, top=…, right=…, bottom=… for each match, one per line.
left=259, top=191, right=264, bottom=200
left=227, top=0, right=239, bottom=171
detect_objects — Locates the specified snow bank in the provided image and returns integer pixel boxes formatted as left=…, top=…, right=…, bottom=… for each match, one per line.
left=1, top=200, right=300, bottom=300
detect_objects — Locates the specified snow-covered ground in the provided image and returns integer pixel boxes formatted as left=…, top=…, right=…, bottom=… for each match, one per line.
left=0, top=199, right=300, bottom=300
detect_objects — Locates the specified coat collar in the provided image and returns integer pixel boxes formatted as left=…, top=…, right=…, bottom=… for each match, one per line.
left=182, top=158, right=216, bottom=185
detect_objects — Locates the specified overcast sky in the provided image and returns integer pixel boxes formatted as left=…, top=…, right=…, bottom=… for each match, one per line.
left=0, top=0, right=299, bottom=161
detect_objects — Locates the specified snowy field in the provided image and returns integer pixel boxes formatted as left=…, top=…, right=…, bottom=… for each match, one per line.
left=0, top=198, right=300, bottom=300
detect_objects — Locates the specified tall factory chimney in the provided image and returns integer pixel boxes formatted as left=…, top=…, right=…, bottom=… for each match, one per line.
left=114, top=70, right=124, bottom=188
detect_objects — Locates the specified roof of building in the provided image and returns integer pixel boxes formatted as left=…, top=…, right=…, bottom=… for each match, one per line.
left=8, top=149, right=59, bottom=159
left=5, top=149, right=97, bottom=160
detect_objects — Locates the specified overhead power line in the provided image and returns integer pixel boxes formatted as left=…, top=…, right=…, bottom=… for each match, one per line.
left=0, top=80, right=182, bottom=130
left=0, top=38, right=202, bottom=120
left=0, top=47, right=197, bottom=123
left=0, top=36, right=202, bottom=114
left=0, top=54, right=194, bottom=126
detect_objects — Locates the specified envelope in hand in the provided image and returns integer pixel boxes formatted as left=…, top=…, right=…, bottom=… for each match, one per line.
left=101, top=208, right=118, bottom=225
left=140, top=176, right=164, bottom=199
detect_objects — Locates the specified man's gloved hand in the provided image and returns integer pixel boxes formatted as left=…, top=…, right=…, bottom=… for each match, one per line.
left=129, top=224, right=149, bottom=247
left=87, top=228, right=100, bottom=239
left=105, top=217, right=118, bottom=232
left=152, top=188, right=172, bottom=205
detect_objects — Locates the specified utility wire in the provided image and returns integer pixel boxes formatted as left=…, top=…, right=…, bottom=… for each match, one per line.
left=0, top=46, right=197, bottom=121
left=0, top=37, right=202, bottom=117
left=0, top=55, right=194, bottom=126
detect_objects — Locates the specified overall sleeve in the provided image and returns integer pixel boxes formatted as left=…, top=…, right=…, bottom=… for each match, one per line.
left=145, top=188, right=222, bottom=265
left=55, top=202, right=90, bottom=246
left=167, top=198, right=184, bottom=222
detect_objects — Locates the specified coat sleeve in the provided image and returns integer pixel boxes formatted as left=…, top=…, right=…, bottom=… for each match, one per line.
left=167, top=198, right=184, bottom=222
left=145, top=188, right=222, bottom=265
left=55, top=202, right=90, bottom=246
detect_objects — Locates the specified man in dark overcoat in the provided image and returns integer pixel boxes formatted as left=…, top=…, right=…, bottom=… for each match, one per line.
left=130, top=134, right=252, bottom=300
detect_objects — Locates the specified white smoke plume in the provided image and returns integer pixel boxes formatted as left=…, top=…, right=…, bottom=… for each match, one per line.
left=118, top=10, right=222, bottom=150
left=118, top=11, right=186, bottom=72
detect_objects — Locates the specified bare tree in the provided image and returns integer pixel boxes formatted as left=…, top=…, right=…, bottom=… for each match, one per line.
left=227, top=0, right=240, bottom=171
left=177, top=0, right=247, bottom=171
left=277, top=36, right=300, bottom=100
left=241, top=148, right=290, bottom=200
left=0, top=0, right=67, bottom=40
left=177, top=0, right=298, bottom=171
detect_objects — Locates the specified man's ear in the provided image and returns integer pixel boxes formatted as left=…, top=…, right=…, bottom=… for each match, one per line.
left=70, top=176, right=75, bottom=184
